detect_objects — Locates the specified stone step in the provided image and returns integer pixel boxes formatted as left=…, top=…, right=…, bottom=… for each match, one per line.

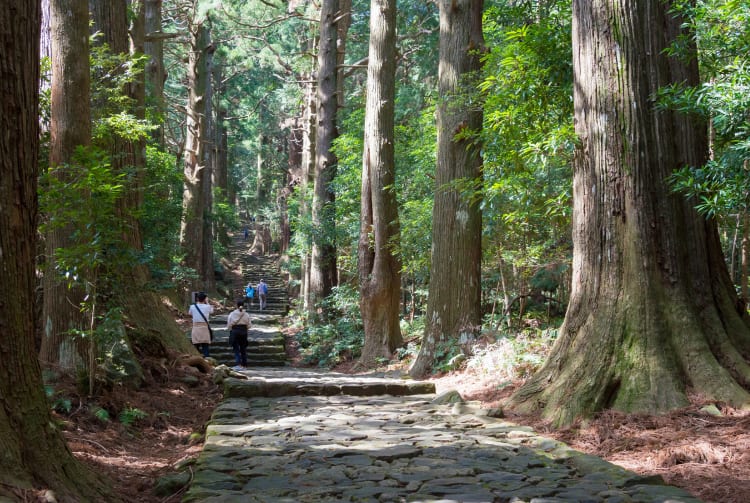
left=223, top=376, right=436, bottom=398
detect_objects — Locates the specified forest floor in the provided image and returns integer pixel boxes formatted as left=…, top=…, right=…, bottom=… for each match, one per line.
left=58, top=331, right=750, bottom=503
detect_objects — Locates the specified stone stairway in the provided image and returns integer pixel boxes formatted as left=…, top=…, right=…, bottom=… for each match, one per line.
left=204, top=234, right=290, bottom=367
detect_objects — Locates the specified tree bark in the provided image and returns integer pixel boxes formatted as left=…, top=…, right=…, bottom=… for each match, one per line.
left=509, top=0, right=750, bottom=426
left=309, top=0, right=339, bottom=314
left=0, top=2, right=114, bottom=499
left=409, top=0, right=485, bottom=378
left=179, top=21, right=211, bottom=296
left=40, top=0, right=92, bottom=369
left=90, top=0, right=147, bottom=275
left=201, top=27, right=216, bottom=291
left=300, top=74, right=316, bottom=312
left=358, top=0, right=403, bottom=366
left=144, top=0, right=166, bottom=146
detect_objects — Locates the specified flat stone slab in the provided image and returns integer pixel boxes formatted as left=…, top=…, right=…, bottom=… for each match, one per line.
left=224, top=367, right=436, bottom=398
left=183, top=372, right=702, bottom=503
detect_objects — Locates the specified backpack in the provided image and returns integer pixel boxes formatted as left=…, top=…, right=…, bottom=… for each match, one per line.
left=259, top=283, right=268, bottom=295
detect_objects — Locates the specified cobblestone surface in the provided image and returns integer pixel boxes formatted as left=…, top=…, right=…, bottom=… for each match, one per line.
left=182, top=369, right=702, bottom=503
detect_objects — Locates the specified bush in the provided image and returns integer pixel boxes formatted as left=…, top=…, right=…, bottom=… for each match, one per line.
left=466, top=327, right=558, bottom=382
left=295, top=285, right=364, bottom=367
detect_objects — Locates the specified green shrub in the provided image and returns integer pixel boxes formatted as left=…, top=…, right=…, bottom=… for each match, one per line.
left=119, top=407, right=148, bottom=426
left=295, top=285, right=364, bottom=367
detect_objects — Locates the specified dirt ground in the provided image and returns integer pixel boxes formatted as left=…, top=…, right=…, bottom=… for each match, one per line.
left=59, top=344, right=749, bottom=503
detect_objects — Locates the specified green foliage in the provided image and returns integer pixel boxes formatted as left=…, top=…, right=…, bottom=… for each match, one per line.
left=433, top=340, right=463, bottom=374
left=119, top=407, right=148, bottom=426
left=44, top=382, right=74, bottom=414
left=663, top=1, right=750, bottom=221
left=466, top=327, right=558, bottom=382
left=294, top=285, right=364, bottom=367
left=479, top=1, right=575, bottom=316
left=93, top=407, right=111, bottom=423
left=141, top=146, right=184, bottom=285
left=52, top=397, right=73, bottom=414
left=40, top=146, right=128, bottom=295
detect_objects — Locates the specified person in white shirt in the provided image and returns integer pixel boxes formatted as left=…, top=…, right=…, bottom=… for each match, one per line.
left=226, top=299, right=252, bottom=370
left=189, top=292, right=213, bottom=357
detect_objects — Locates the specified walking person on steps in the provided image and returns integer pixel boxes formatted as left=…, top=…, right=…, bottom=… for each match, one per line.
left=226, top=299, right=252, bottom=370
left=245, top=282, right=254, bottom=309
left=189, top=292, right=213, bottom=357
left=257, top=279, right=268, bottom=311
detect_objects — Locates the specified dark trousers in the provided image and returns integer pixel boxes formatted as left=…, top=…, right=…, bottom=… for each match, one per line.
left=194, top=343, right=209, bottom=357
left=231, top=326, right=249, bottom=366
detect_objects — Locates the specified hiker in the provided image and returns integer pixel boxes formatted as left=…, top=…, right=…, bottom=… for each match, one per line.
left=245, top=283, right=254, bottom=308
left=258, top=279, right=268, bottom=311
left=226, top=299, right=252, bottom=370
left=189, top=292, right=213, bottom=357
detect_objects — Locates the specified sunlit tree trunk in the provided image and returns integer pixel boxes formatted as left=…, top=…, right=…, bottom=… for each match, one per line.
left=309, top=0, right=339, bottom=314
left=0, top=2, right=113, bottom=499
left=410, top=0, right=485, bottom=378
left=40, top=0, right=92, bottom=369
left=509, top=0, right=750, bottom=426
left=358, top=0, right=402, bottom=366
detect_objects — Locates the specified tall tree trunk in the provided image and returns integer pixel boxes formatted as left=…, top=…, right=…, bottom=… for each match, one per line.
left=336, top=0, right=352, bottom=108
left=179, top=22, right=211, bottom=295
left=0, top=2, right=114, bottom=499
left=90, top=0, right=147, bottom=276
left=309, top=0, right=339, bottom=314
left=358, top=0, right=402, bottom=366
left=202, top=27, right=216, bottom=291
left=144, top=0, right=166, bottom=146
left=40, top=0, right=92, bottom=369
left=300, top=75, right=316, bottom=312
left=215, top=100, right=231, bottom=247
left=256, top=130, right=265, bottom=214
left=409, top=0, right=485, bottom=378
left=509, top=0, right=750, bottom=426
left=282, top=118, right=303, bottom=255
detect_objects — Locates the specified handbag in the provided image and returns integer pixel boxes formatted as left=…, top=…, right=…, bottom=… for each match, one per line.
left=194, top=303, right=213, bottom=342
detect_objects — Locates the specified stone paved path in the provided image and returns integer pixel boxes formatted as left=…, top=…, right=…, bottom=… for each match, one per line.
left=182, top=368, right=701, bottom=503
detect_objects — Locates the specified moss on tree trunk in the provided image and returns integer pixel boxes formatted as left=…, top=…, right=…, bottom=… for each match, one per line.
left=509, top=0, right=750, bottom=426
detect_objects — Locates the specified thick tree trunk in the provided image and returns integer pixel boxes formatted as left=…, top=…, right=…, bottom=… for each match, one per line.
left=40, top=0, right=92, bottom=369
left=358, top=0, right=403, bottom=366
left=179, top=22, right=211, bottom=295
left=0, top=2, right=114, bottom=499
left=309, top=0, right=339, bottom=313
left=509, top=0, right=750, bottom=426
left=409, top=0, right=484, bottom=378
